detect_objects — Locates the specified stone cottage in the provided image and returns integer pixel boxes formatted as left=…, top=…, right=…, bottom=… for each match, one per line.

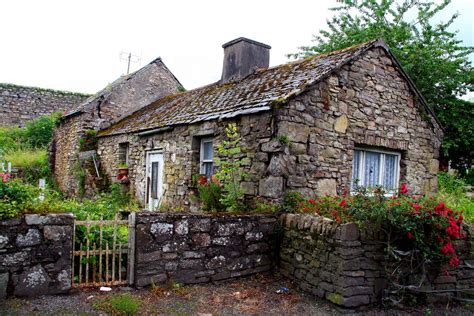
left=51, top=57, right=182, bottom=195
left=96, top=38, right=443, bottom=211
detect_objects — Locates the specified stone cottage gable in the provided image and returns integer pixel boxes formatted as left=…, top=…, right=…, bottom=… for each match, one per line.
left=273, top=46, right=443, bottom=198
left=52, top=57, right=182, bottom=195
left=63, top=57, right=182, bottom=129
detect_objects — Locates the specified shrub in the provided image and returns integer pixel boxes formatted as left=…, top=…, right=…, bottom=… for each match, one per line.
left=24, top=112, right=61, bottom=148
left=438, top=172, right=474, bottom=222
left=197, top=176, right=223, bottom=212
left=214, top=123, right=249, bottom=212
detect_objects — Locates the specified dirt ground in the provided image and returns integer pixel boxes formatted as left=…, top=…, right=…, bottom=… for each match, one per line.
left=1, top=274, right=473, bottom=315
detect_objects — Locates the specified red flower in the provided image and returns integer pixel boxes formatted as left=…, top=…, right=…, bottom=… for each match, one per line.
left=407, top=232, right=414, bottom=240
left=449, top=256, right=460, bottom=267
left=308, top=199, right=316, bottom=205
left=412, top=204, right=422, bottom=211
left=197, top=175, right=208, bottom=185
left=339, top=200, right=347, bottom=207
left=440, top=242, right=455, bottom=255
left=400, top=183, right=408, bottom=194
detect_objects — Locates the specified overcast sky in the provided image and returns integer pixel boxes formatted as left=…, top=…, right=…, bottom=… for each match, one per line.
left=0, top=0, right=472, bottom=94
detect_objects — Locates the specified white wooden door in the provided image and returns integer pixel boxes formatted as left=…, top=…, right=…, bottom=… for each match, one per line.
left=146, top=152, right=164, bottom=211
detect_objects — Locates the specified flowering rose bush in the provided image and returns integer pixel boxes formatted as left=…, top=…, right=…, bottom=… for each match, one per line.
left=293, top=184, right=466, bottom=268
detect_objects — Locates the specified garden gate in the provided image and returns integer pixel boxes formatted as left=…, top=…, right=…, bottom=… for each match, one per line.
left=72, top=213, right=136, bottom=288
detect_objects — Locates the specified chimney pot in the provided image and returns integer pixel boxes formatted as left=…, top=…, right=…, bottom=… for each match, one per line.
left=221, top=37, right=271, bottom=83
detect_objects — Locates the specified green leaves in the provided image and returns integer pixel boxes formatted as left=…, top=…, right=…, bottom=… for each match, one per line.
left=214, top=123, right=249, bottom=212
left=290, top=0, right=473, bottom=170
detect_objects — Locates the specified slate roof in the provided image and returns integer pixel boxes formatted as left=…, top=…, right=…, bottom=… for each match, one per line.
left=99, top=39, right=440, bottom=137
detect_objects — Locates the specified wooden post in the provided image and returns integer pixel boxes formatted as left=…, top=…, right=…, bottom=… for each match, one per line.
left=85, top=221, right=90, bottom=286
left=93, top=243, right=97, bottom=285
left=112, top=213, right=117, bottom=283
left=105, top=243, right=109, bottom=284
left=99, top=216, right=103, bottom=285
left=72, top=220, right=76, bottom=288
left=127, top=212, right=136, bottom=285
left=118, top=242, right=122, bottom=283
left=79, top=243, right=83, bottom=286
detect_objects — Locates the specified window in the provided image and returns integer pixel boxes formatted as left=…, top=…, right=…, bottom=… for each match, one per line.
left=200, top=138, right=214, bottom=177
left=351, top=148, right=400, bottom=192
left=118, top=143, right=129, bottom=166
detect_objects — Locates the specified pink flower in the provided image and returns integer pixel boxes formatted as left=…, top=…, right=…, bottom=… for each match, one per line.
left=407, top=232, right=414, bottom=240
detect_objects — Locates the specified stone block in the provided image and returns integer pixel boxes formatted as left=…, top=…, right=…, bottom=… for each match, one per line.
left=206, top=255, right=226, bottom=269
left=261, top=139, right=283, bottom=152
left=192, top=233, right=211, bottom=247
left=16, top=229, right=41, bottom=247
left=316, top=179, right=337, bottom=196
left=189, top=218, right=211, bottom=232
left=43, top=226, right=71, bottom=242
left=174, top=220, right=189, bottom=235
left=278, top=121, right=310, bottom=143
left=0, top=272, right=8, bottom=299
left=259, top=176, right=284, bottom=198
left=14, top=265, right=51, bottom=297
left=340, top=223, right=360, bottom=241
left=334, top=115, right=349, bottom=133
left=429, top=159, right=439, bottom=174
left=151, top=222, right=173, bottom=237
left=0, top=234, right=9, bottom=249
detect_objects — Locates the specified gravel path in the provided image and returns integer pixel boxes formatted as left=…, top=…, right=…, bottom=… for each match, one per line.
left=1, top=274, right=472, bottom=315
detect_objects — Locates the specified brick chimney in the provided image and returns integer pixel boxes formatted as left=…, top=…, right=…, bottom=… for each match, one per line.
left=221, top=37, right=271, bottom=83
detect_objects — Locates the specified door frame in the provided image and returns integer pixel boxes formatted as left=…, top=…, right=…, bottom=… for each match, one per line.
left=145, top=150, right=164, bottom=211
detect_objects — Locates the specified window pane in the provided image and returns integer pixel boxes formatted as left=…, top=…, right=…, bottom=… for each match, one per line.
left=151, top=162, right=159, bottom=199
left=203, top=162, right=213, bottom=177
left=364, top=151, right=380, bottom=187
left=351, top=150, right=362, bottom=189
left=383, top=154, right=397, bottom=190
left=203, top=141, right=213, bottom=161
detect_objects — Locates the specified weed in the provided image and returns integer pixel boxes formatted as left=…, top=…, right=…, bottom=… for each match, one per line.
left=93, top=293, right=141, bottom=315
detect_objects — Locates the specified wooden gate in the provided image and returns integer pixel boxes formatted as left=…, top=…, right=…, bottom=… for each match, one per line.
left=72, top=213, right=136, bottom=288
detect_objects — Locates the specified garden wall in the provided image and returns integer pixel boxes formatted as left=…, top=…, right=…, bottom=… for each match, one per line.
left=279, top=213, right=474, bottom=308
left=134, top=212, right=277, bottom=287
left=0, top=214, right=74, bottom=299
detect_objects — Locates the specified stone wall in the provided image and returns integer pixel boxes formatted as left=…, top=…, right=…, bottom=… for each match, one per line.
left=279, top=213, right=474, bottom=308
left=0, top=83, right=88, bottom=127
left=134, top=212, right=277, bottom=287
left=97, top=112, right=275, bottom=209
left=274, top=46, right=443, bottom=197
left=0, top=214, right=73, bottom=299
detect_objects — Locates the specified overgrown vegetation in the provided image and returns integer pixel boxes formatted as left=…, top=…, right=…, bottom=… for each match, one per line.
left=195, top=123, right=275, bottom=214
left=285, top=184, right=467, bottom=305
left=290, top=0, right=473, bottom=173
left=0, top=179, right=137, bottom=221
left=438, top=172, right=474, bottom=222
left=0, top=112, right=61, bottom=184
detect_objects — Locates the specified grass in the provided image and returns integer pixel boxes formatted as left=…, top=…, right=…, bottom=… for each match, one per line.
left=93, top=293, right=142, bottom=315
left=438, top=172, right=474, bottom=222
left=3, top=148, right=48, bottom=168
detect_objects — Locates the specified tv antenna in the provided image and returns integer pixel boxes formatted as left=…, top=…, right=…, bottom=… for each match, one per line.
left=119, top=51, right=141, bottom=74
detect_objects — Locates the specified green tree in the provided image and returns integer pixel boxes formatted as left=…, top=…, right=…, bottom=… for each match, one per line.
left=290, top=0, right=473, bottom=172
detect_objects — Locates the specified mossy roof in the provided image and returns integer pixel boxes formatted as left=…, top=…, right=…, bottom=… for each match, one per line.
left=99, top=39, right=440, bottom=137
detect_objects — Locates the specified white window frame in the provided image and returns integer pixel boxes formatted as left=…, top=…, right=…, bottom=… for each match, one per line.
left=351, top=147, right=401, bottom=194
left=200, top=137, right=214, bottom=176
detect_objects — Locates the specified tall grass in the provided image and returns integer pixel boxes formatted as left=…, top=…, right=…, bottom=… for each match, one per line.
left=438, top=172, right=474, bottom=222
